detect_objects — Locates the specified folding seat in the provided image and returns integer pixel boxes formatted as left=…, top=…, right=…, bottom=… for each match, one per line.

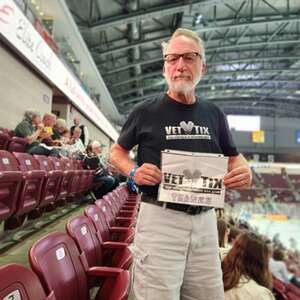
left=48, top=157, right=74, bottom=202
left=85, top=204, right=134, bottom=245
left=0, top=132, right=11, bottom=150
left=66, top=215, right=132, bottom=270
left=0, top=150, right=23, bottom=221
left=103, top=194, right=137, bottom=220
left=29, top=232, right=130, bottom=300
left=2, top=151, right=44, bottom=228
left=287, top=292, right=299, bottom=300
left=73, top=159, right=93, bottom=194
left=107, top=192, right=138, bottom=215
left=96, top=199, right=136, bottom=229
left=61, top=158, right=82, bottom=198
left=14, top=153, right=58, bottom=209
left=7, top=136, right=28, bottom=152
left=286, top=283, right=300, bottom=297
left=0, top=263, right=55, bottom=300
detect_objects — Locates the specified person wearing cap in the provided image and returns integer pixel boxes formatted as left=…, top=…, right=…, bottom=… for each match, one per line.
left=110, top=28, right=252, bottom=300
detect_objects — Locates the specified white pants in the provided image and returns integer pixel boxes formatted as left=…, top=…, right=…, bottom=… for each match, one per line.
left=131, top=202, right=224, bottom=300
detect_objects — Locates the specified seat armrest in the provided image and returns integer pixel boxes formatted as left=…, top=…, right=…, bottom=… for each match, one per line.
left=0, top=170, right=23, bottom=181
left=46, top=291, right=56, bottom=300
left=87, top=266, right=123, bottom=277
left=110, top=226, right=130, bottom=233
left=103, top=241, right=128, bottom=249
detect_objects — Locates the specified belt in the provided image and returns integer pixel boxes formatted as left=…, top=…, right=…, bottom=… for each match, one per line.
left=141, top=194, right=212, bottom=215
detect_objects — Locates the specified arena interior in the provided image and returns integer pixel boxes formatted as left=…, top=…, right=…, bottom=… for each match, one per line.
left=0, top=0, right=300, bottom=299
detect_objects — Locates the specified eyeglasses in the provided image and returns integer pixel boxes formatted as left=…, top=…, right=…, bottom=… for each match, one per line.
left=164, top=52, right=202, bottom=64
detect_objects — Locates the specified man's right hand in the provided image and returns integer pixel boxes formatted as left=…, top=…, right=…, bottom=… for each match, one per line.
left=133, top=163, right=162, bottom=186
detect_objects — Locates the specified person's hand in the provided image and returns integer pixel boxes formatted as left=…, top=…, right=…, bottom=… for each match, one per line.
left=133, top=163, right=162, bottom=186
left=223, top=166, right=252, bottom=189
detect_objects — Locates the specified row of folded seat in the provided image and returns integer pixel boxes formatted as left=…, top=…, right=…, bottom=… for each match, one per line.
left=273, top=276, right=300, bottom=300
left=0, top=129, right=28, bottom=153
left=0, top=150, right=96, bottom=229
left=0, top=185, right=140, bottom=300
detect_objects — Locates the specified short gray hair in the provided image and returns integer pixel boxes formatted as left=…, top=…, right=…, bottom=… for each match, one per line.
left=161, top=28, right=206, bottom=64
left=24, top=110, right=41, bottom=122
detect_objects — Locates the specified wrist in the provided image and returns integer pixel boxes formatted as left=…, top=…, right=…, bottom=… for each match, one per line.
left=129, top=165, right=138, bottom=182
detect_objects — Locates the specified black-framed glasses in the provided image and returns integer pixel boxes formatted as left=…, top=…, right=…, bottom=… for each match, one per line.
left=164, top=52, right=202, bottom=64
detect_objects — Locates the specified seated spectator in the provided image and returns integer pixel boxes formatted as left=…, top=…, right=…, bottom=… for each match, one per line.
left=222, top=232, right=275, bottom=300
left=52, top=118, right=66, bottom=141
left=83, top=143, right=115, bottom=199
left=70, top=116, right=89, bottom=147
left=41, top=113, right=57, bottom=145
left=15, top=110, right=59, bottom=156
left=68, top=126, right=85, bottom=159
left=270, top=248, right=300, bottom=288
left=217, top=218, right=231, bottom=259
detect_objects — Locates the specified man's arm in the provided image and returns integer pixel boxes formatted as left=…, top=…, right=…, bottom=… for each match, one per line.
left=110, top=143, right=162, bottom=186
left=223, top=154, right=252, bottom=189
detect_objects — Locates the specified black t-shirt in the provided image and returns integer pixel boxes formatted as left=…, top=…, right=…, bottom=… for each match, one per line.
left=118, top=93, right=239, bottom=196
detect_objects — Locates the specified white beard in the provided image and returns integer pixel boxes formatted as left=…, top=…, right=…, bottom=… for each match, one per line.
left=167, top=74, right=202, bottom=95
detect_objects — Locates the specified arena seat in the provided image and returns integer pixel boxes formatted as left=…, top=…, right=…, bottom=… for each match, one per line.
left=0, top=263, right=56, bottom=300
left=287, top=292, right=299, bottom=300
left=14, top=152, right=58, bottom=209
left=0, top=150, right=23, bottom=221
left=48, top=157, right=74, bottom=202
left=85, top=205, right=134, bottom=244
left=29, top=232, right=130, bottom=300
left=61, top=158, right=82, bottom=197
left=0, top=132, right=11, bottom=150
left=7, top=136, right=27, bottom=153
left=66, top=215, right=132, bottom=271
left=96, top=199, right=136, bottom=229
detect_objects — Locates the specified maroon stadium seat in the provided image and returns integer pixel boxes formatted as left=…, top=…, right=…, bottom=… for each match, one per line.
left=0, top=150, right=23, bottom=221
left=85, top=204, right=134, bottom=244
left=0, top=132, right=11, bottom=150
left=7, top=136, right=27, bottom=153
left=29, top=232, right=130, bottom=300
left=66, top=215, right=132, bottom=270
left=0, top=263, right=55, bottom=300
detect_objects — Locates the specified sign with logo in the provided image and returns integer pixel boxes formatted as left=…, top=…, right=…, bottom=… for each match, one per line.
left=158, top=150, right=228, bottom=208
left=0, top=0, right=118, bottom=140
left=252, top=130, right=265, bottom=143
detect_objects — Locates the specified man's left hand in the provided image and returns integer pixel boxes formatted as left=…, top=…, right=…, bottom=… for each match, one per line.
left=223, top=166, right=252, bottom=189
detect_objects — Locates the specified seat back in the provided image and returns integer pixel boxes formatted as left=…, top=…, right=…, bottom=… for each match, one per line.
left=0, top=263, right=53, bottom=300
left=95, top=199, right=116, bottom=227
left=7, top=136, right=27, bottom=153
left=0, top=132, right=11, bottom=150
left=84, top=205, right=111, bottom=242
left=29, top=232, right=89, bottom=300
left=34, top=155, right=54, bottom=172
left=0, top=150, right=23, bottom=221
left=14, top=152, right=40, bottom=171
left=66, top=215, right=103, bottom=268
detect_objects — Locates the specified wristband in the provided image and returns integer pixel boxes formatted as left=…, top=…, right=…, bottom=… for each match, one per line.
left=128, top=165, right=138, bottom=192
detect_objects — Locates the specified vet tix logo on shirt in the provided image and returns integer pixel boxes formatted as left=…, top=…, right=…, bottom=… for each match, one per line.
left=165, top=121, right=211, bottom=140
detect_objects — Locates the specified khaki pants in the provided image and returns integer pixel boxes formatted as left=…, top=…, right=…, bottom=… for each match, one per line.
left=131, top=202, right=224, bottom=300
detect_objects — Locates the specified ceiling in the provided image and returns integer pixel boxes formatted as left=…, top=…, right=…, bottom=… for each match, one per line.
left=65, top=0, right=300, bottom=119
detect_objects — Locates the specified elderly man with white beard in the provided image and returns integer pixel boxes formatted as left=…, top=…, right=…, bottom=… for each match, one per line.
left=110, top=28, right=252, bottom=300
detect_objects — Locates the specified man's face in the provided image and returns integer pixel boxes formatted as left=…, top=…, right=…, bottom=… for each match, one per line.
left=33, top=116, right=42, bottom=126
left=74, top=117, right=80, bottom=125
left=73, top=128, right=81, bottom=138
left=163, top=35, right=205, bottom=94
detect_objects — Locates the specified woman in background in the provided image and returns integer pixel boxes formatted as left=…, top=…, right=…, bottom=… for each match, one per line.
left=222, top=232, right=275, bottom=300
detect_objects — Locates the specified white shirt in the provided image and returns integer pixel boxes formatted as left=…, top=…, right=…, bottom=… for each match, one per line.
left=269, top=257, right=293, bottom=284
left=225, top=276, right=275, bottom=300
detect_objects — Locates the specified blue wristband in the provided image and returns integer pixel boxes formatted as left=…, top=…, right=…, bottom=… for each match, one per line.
left=129, top=165, right=138, bottom=192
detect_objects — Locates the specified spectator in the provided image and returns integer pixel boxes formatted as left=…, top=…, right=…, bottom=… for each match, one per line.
left=83, top=143, right=115, bottom=199
left=68, top=126, right=85, bottom=159
left=222, top=232, right=275, bottom=300
left=15, top=110, right=59, bottom=156
left=270, top=248, right=300, bottom=288
left=41, top=113, right=57, bottom=146
left=52, top=118, right=67, bottom=141
left=70, top=116, right=89, bottom=147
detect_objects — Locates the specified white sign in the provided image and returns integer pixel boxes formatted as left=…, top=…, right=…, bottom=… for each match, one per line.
left=4, top=290, right=21, bottom=300
left=0, top=0, right=118, bottom=140
left=158, top=150, right=228, bottom=208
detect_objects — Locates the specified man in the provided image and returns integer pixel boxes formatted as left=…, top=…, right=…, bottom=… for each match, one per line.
left=110, top=28, right=252, bottom=300
left=41, top=113, right=57, bottom=146
left=70, top=116, right=89, bottom=147
left=68, top=126, right=85, bottom=158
